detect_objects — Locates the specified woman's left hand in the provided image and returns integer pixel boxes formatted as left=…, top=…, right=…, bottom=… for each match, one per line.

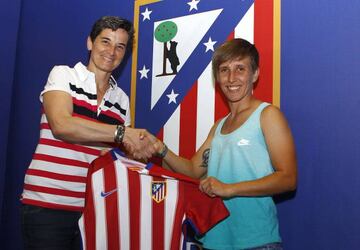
left=199, top=177, right=232, bottom=198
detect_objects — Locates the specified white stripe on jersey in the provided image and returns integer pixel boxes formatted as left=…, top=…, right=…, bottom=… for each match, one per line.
left=140, top=174, right=153, bottom=250
left=38, top=126, right=110, bottom=151
left=34, top=143, right=97, bottom=165
left=29, top=159, right=88, bottom=176
left=24, top=175, right=85, bottom=192
left=39, top=112, right=51, bottom=123
left=115, top=161, right=131, bottom=250
left=22, top=190, right=84, bottom=207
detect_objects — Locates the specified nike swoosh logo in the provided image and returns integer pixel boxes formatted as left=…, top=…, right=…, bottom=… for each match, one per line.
left=100, top=188, right=117, bottom=198
left=237, top=139, right=250, bottom=146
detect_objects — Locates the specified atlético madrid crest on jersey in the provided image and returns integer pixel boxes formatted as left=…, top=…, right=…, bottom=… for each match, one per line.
left=132, top=0, right=280, bottom=156
left=151, top=181, right=167, bottom=203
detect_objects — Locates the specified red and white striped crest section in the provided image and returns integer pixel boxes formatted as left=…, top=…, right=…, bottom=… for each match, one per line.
left=161, top=1, right=274, bottom=159
left=79, top=152, right=229, bottom=250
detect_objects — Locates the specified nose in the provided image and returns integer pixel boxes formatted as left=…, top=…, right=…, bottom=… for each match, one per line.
left=107, top=45, right=116, bottom=56
left=228, top=69, right=236, bottom=83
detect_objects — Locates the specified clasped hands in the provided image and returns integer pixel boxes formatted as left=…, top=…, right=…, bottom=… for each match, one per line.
left=121, top=127, right=163, bottom=161
left=121, top=127, right=230, bottom=198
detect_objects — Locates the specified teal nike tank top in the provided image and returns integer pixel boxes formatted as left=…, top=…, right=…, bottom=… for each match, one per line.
left=199, top=102, right=281, bottom=249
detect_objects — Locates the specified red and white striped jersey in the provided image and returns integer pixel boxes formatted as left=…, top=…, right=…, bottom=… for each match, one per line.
left=21, top=62, right=130, bottom=211
left=79, top=150, right=229, bottom=250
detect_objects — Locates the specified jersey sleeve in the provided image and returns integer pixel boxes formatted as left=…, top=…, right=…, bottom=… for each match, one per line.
left=39, top=65, right=72, bottom=103
left=146, top=164, right=229, bottom=236
left=184, top=183, right=229, bottom=236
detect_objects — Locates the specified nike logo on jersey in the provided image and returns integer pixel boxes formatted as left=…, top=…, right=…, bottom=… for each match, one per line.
left=100, top=188, right=117, bottom=198
left=237, top=138, right=250, bottom=146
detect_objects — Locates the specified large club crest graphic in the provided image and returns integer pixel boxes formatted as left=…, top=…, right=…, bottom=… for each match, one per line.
left=133, top=0, right=257, bottom=134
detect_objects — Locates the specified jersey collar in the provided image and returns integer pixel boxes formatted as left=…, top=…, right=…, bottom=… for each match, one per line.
left=74, top=62, right=117, bottom=89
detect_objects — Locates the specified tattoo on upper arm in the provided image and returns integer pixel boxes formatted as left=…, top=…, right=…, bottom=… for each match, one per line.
left=201, top=148, right=210, bottom=168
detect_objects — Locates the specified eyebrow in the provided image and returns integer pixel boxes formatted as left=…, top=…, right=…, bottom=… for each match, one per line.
left=100, top=37, right=126, bottom=47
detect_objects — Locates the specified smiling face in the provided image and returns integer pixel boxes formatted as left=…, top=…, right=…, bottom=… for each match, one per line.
left=216, top=56, right=259, bottom=103
left=87, top=28, right=129, bottom=74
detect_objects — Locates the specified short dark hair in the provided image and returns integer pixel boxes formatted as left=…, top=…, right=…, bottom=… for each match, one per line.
left=89, top=16, right=135, bottom=47
left=212, top=38, right=259, bottom=79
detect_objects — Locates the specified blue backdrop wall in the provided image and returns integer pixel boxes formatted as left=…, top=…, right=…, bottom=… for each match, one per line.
left=278, top=1, right=360, bottom=249
left=1, top=1, right=359, bottom=249
left=0, top=0, right=22, bottom=227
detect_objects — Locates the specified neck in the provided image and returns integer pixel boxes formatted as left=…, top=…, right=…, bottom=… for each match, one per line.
left=228, top=96, right=254, bottom=117
left=87, top=65, right=112, bottom=92
left=96, top=74, right=111, bottom=91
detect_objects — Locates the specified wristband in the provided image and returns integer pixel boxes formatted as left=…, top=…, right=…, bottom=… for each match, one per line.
left=157, top=143, right=168, bottom=158
left=114, top=124, right=125, bottom=144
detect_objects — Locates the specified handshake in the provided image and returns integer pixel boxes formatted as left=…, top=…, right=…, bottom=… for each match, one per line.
left=118, top=126, right=167, bottom=161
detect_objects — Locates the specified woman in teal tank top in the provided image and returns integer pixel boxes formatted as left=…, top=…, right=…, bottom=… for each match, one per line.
left=154, top=38, right=297, bottom=250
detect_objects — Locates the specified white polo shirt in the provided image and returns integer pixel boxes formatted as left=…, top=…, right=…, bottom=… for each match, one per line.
left=21, top=62, right=131, bottom=211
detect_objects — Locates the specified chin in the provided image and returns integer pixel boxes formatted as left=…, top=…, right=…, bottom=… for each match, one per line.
left=226, top=95, right=246, bottom=103
left=99, top=65, right=116, bottom=73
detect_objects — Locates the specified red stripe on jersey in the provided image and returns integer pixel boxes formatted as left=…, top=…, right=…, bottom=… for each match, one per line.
left=73, top=97, right=97, bottom=112
left=83, top=156, right=107, bottom=250
left=103, top=162, right=120, bottom=250
left=24, top=183, right=85, bottom=198
left=33, top=153, right=90, bottom=168
left=254, top=0, right=273, bottom=103
left=21, top=198, right=83, bottom=212
left=150, top=165, right=199, bottom=185
left=170, top=181, right=183, bottom=250
left=83, top=184, right=96, bottom=250
left=26, top=169, right=87, bottom=183
left=39, top=138, right=101, bottom=156
left=91, top=152, right=114, bottom=172
left=152, top=176, right=165, bottom=250
left=179, top=81, right=198, bottom=158
left=100, top=109, right=125, bottom=124
left=128, top=169, right=141, bottom=250
left=40, top=123, right=50, bottom=130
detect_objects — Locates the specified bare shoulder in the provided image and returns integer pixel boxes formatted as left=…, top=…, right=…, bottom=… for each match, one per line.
left=211, top=119, right=223, bottom=132
left=261, top=104, right=291, bottom=131
left=202, top=119, right=221, bottom=145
